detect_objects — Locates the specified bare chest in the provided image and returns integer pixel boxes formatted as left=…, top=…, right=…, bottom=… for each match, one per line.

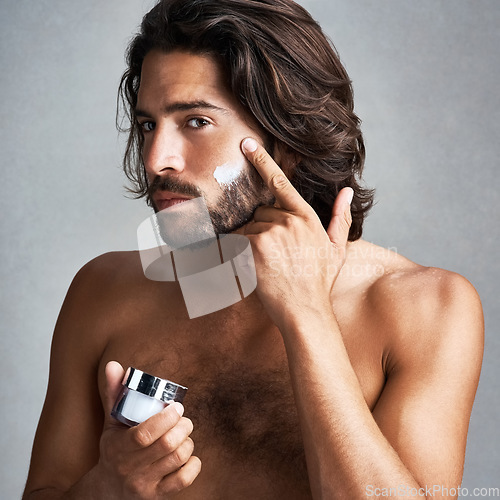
left=99, top=290, right=385, bottom=497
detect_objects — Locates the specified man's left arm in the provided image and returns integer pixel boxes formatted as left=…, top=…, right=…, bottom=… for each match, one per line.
left=241, top=137, right=484, bottom=499
left=277, top=272, right=483, bottom=499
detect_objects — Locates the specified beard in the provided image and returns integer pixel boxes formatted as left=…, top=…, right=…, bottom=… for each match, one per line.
left=147, top=164, right=274, bottom=250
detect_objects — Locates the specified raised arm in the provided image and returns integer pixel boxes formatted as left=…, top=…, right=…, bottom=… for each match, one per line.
left=241, top=137, right=484, bottom=499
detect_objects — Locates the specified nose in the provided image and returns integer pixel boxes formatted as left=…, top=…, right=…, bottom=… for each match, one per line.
left=143, top=124, right=186, bottom=177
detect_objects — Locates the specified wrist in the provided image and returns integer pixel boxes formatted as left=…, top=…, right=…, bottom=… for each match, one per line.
left=277, top=300, right=337, bottom=339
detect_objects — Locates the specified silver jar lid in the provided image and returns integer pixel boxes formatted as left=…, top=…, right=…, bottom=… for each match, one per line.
left=122, top=367, right=188, bottom=403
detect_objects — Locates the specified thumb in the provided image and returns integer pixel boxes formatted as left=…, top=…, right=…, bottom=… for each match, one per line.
left=103, top=360, right=126, bottom=426
left=326, top=187, right=354, bottom=248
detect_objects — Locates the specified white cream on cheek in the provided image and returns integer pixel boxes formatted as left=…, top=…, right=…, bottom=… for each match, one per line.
left=213, top=161, right=244, bottom=188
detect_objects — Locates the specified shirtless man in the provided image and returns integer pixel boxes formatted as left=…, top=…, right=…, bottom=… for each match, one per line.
left=23, top=0, right=484, bottom=498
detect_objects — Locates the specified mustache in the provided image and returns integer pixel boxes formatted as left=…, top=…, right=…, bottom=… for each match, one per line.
left=147, top=175, right=203, bottom=203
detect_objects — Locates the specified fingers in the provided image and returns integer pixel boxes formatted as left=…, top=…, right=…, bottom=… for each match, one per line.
left=157, top=455, right=202, bottom=495
left=129, top=402, right=185, bottom=450
left=150, top=436, right=195, bottom=481
left=146, top=413, right=194, bottom=465
left=252, top=204, right=293, bottom=224
left=133, top=410, right=199, bottom=492
left=243, top=204, right=283, bottom=235
left=104, top=361, right=125, bottom=425
left=326, top=187, right=354, bottom=249
left=241, top=138, right=308, bottom=214
left=109, top=432, right=200, bottom=497
left=99, top=376, right=200, bottom=496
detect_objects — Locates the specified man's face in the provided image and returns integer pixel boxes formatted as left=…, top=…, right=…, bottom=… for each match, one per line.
left=136, top=49, right=274, bottom=245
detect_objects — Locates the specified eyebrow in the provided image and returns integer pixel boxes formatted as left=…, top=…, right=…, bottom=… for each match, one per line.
left=135, top=100, right=230, bottom=118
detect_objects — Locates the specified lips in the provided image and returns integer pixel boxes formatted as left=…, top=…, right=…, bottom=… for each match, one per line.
left=154, top=193, right=193, bottom=211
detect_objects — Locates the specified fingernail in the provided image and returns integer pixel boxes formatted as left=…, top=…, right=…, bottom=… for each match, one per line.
left=242, top=138, right=258, bottom=153
left=347, top=188, right=354, bottom=205
left=172, top=402, right=184, bottom=417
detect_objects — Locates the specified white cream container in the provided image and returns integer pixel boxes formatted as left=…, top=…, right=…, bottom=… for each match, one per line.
left=111, top=367, right=188, bottom=426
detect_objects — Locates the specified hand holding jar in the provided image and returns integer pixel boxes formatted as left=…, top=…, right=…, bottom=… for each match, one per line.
left=92, top=361, right=201, bottom=499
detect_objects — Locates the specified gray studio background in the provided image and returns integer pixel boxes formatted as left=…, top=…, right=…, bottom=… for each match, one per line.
left=1, top=0, right=498, bottom=497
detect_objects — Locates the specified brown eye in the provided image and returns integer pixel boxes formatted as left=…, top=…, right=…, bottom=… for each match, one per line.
left=186, top=118, right=210, bottom=129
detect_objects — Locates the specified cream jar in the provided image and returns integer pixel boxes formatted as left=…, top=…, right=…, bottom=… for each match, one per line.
left=111, top=367, right=188, bottom=426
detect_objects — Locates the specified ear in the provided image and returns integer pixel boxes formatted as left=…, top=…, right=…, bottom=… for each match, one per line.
left=272, top=142, right=300, bottom=179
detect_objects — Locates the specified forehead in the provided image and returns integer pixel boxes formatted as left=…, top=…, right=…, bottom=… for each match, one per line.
left=137, top=49, right=234, bottom=108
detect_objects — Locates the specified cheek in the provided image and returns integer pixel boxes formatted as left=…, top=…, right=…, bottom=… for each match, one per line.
left=187, top=135, right=236, bottom=180
left=212, top=158, right=247, bottom=189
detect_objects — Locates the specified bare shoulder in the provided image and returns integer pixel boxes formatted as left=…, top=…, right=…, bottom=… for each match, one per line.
left=54, top=251, right=145, bottom=351
left=74, top=250, right=143, bottom=285
left=351, top=240, right=484, bottom=368
left=356, top=242, right=484, bottom=486
left=67, top=251, right=144, bottom=307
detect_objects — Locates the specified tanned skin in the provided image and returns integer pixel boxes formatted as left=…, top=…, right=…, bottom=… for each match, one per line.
left=23, top=51, right=483, bottom=500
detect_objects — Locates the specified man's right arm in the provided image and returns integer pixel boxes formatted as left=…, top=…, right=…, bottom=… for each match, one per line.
left=23, top=257, right=111, bottom=498
left=23, top=255, right=200, bottom=499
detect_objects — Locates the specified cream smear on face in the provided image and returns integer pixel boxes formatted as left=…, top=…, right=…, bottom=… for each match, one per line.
left=213, top=162, right=244, bottom=188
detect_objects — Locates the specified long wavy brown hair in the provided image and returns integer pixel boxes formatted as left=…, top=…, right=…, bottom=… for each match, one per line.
left=118, top=0, right=374, bottom=240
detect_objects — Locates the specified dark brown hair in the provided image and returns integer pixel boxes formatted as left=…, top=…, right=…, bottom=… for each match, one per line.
left=118, top=0, right=374, bottom=240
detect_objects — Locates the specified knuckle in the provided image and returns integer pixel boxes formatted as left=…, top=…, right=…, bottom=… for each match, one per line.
left=169, top=448, right=186, bottom=468
left=335, top=210, right=351, bottom=234
left=342, top=214, right=351, bottom=232
left=281, top=213, right=294, bottom=229
left=252, top=149, right=268, bottom=165
left=162, top=455, right=201, bottom=493
left=302, top=207, right=317, bottom=223
left=271, top=173, right=287, bottom=189
left=115, top=460, right=129, bottom=479
left=174, top=474, right=192, bottom=491
left=176, top=438, right=195, bottom=463
left=132, top=426, right=153, bottom=448
left=124, top=475, right=146, bottom=496
left=171, top=464, right=198, bottom=492
left=159, top=432, right=176, bottom=452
